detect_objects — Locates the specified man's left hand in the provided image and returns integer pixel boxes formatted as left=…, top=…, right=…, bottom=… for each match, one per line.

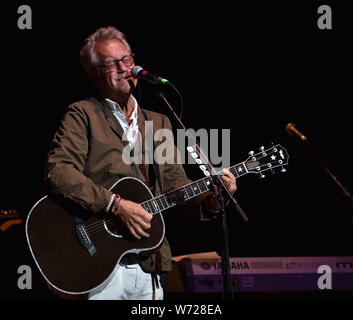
left=221, top=168, right=237, bottom=194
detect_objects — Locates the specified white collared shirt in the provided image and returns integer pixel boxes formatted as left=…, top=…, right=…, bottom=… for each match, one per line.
left=105, top=96, right=139, bottom=149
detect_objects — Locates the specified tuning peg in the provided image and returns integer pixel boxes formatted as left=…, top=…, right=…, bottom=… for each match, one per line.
left=281, top=167, right=287, bottom=173
left=248, top=150, right=254, bottom=156
left=259, top=173, right=265, bottom=179
left=259, top=146, right=265, bottom=151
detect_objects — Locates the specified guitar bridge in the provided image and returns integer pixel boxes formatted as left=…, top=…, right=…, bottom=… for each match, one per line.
left=75, top=217, right=97, bottom=256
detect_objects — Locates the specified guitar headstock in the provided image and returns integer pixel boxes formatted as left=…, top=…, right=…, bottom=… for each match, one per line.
left=244, top=144, right=289, bottom=178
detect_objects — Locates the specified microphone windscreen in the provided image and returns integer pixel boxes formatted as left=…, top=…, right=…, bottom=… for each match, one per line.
left=131, top=66, right=143, bottom=79
left=285, top=122, right=296, bottom=135
left=285, top=122, right=307, bottom=141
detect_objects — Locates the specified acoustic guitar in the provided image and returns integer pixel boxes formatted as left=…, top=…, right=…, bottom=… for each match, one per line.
left=26, top=144, right=288, bottom=298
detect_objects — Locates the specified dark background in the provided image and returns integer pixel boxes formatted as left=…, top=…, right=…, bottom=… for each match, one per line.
left=0, top=1, right=352, bottom=300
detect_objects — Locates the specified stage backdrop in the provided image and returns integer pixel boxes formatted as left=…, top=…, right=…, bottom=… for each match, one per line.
left=0, top=1, right=352, bottom=299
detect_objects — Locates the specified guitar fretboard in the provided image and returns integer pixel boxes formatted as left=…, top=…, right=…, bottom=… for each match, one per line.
left=140, top=162, right=248, bottom=214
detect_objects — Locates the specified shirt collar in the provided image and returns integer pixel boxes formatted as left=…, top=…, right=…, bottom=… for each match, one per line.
left=105, top=96, right=138, bottom=123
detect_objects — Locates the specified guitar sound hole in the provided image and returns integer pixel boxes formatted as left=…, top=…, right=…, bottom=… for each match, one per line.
left=103, top=219, right=125, bottom=238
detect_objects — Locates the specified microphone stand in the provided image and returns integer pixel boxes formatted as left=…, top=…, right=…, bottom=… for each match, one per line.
left=306, top=141, right=353, bottom=204
left=158, top=89, right=249, bottom=300
left=287, top=124, right=353, bottom=204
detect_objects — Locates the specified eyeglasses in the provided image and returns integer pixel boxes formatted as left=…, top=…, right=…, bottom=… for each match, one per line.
left=97, top=54, right=135, bottom=72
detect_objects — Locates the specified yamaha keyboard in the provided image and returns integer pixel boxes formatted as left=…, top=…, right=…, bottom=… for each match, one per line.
left=165, top=252, right=353, bottom=293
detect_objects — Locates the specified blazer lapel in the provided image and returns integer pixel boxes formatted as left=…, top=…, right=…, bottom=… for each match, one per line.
left=100, top=98, right=129, bottom=148
left=137, top=107, right=155, bottom=164
left=137, top=107, right=146, bottom=152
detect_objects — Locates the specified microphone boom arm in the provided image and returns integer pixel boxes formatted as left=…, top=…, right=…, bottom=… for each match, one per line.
left=157, top=88, right=248, bottom=300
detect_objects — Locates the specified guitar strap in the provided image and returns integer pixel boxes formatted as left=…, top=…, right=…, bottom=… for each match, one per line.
left=140, top=109, right=163, bottom=196
left=141, top=109, right=165, bottom=275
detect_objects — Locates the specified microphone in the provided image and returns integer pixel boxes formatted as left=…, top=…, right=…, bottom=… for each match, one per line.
left=131, top=66, right=169, bottom=85
left=286, top=123, right=307, bottom=141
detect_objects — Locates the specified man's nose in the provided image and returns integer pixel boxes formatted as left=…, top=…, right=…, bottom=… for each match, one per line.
left=116, top=61, right=128, bottom=72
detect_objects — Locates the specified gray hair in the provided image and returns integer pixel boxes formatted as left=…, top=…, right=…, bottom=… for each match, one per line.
left=80, top=26, right=131, bottom=75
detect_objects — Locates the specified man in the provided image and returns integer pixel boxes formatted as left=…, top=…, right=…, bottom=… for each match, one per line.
left=44, top=26, right=237, bottom=300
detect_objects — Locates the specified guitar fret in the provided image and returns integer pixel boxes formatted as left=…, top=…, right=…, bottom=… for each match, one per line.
left=180, top=186, right=188, bottom=200
left=229, top=162, right=247, bottom=178
left=150, top=199, right=158, bottom=213
left=145, top=201, right=154, bottom=214
left=150, top=201, right=157, bottom=214
left=161, top=195, right=170, bottom=209
left=202, top=177, right=212, bottom=191
left=192, top=182, right=202, bottom=195
left=198, top=179, right=210, bottom=192
left=155, top=197, right=164, bottom=210
left=185, top=184, right=195, bottom=198
left=156, top=197, right=164, bottom=211
left=177, top=187, right=187, bottom=203
left=166, top=192, right=177, bottom=206
left=151, top=199, right=159, bottom=213
left=141, top=202, right=149, bottom=212
left=230, top=167, right=238, bottom=178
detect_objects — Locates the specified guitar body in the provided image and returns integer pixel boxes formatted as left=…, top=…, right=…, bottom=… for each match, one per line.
left=25, top=177, right=165, bottom=298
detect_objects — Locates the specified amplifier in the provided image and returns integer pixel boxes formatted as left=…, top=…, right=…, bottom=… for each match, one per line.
left=165, top=252, right=353, bottom=293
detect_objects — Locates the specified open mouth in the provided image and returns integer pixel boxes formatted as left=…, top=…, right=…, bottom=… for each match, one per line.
left=116, top=73, right=132, bottom=82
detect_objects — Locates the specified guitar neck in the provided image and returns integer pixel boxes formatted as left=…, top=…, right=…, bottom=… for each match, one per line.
left=140, top=162, right=248, bottom=215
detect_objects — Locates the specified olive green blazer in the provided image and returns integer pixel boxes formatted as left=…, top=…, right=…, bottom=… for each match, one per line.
left=44, top=96, right=191, bottom=272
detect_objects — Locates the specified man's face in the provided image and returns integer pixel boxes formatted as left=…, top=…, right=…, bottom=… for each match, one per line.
left=92, top=39, right=137, bottom=98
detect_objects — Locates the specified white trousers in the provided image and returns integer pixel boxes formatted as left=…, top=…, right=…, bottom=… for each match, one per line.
left=88, top=263, right=164, bottom=300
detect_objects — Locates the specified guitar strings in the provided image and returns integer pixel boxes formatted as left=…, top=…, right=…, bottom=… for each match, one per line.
left=83, top=154, right=279, bottom=236
left=85, top=220, right=114, bottom=235
left=87, top=220, right=114, bottom=231
left=243, top=152, right=279, bottom=171
left=85, top=220, right=114, bottom=231
left=86, top=223, right=115, bottom=236
left=83, top=202, right=157, bottom=233
left=84, top=155, right=275, bottom=231
left=83, top=202, right=159, bottom=236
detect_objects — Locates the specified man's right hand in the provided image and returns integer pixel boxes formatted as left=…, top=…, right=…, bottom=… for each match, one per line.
left=111, top=199, right=152, bottom=240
